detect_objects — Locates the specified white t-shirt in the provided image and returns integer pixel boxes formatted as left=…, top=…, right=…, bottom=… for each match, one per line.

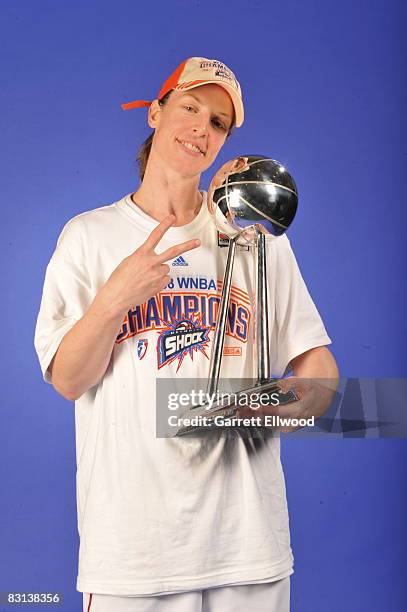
left=34, top=192, right=331, bottom=596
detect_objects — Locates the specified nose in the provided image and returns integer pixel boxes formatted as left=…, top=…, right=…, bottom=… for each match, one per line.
left=193, top=125, right=207, bottom=136
left=192, top=116, right=209, bottom=136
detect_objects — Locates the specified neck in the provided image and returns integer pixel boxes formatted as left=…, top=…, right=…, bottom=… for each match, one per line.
left=132, top=152, right=203, bottom=226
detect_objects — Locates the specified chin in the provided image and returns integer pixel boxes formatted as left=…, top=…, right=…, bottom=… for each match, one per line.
left=171, top=158, right=209, bottom=178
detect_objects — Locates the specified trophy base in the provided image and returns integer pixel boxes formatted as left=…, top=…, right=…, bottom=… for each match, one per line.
left=175, top=379, right=298, bottom=437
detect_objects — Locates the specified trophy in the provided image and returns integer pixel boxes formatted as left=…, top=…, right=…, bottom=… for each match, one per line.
left=176, top=156, right=299, bottom=436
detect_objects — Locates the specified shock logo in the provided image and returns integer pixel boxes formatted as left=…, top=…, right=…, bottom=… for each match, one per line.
left=157, top=315, right=210, bottom=371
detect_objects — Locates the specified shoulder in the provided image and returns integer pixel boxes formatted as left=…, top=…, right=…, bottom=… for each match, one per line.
left=268, top=234, right=290, bottom=248
left=267, top=233, right=295, bottom=258
left=59, top=198, right=124, bottom=235
left=56, top=195, right=128, bottom=247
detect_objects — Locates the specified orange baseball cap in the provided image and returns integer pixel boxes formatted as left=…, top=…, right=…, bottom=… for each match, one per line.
left=121, top=57, right=244, bottom=128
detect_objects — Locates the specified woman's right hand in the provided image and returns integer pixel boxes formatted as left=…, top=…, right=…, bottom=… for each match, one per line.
left=95, top=214, right=200, bottom=318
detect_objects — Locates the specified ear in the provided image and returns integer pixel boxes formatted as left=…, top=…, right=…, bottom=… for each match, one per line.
left=148, top=99, right=162, bottom=129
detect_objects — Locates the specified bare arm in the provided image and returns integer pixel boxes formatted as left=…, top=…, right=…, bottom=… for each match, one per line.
left=236, top=346, right=339, bottom=430
left=291, top=345, right=339, bottom=382
left=273, top=346, right=340, bottom=432
left=49, top=297, right=127, bottom=401
left=50, top=214, right=200, bottom=400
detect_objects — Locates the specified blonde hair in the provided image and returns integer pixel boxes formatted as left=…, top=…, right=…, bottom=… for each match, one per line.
left=136, top=90, right=235, bottom=181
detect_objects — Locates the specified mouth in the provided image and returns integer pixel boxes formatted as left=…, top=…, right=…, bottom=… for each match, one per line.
left=176, top=138, right=206, bottom=156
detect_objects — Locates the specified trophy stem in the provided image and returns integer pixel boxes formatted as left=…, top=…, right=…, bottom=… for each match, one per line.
left=256, top=233, right=270, bottom=383
left=206, top=237, right=237, bottom=396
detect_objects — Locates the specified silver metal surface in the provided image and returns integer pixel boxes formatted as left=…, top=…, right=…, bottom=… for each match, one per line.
left=175, top=156, right=299, bottom=436
left=256, top=233, right=270, bottom=384
left=207, top=156, right=298, bottom=240
left=206, top=237, right=237, bottom=397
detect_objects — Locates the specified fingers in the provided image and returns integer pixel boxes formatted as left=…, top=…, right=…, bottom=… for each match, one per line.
left=156, top=238, right=201, bottom=264
left=146, top=263, right=170, bottom=289
left=158, top=275, right=171, bottom=290
left=149, top=262, right=170, bottom=276
left=143, top=214, right=175, bottom=251
left=159, top=263, right=170, bottom=275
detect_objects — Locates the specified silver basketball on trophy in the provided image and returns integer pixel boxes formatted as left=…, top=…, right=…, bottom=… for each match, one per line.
left=207, top=156, right=298, bottom=242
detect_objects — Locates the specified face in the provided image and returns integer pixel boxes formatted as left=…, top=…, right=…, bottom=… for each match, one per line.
left=148, top=83, right=234, bottom=178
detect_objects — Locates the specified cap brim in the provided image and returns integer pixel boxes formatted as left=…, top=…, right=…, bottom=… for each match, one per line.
left=177, top=80, right=244, bottom=128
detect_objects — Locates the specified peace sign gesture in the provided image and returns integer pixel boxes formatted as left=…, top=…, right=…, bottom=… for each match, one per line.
left=99, top=214, right=200, bottom=317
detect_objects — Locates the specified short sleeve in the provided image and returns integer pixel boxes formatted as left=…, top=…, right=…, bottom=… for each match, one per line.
left=269, top=235, right=332, bottom=377
left=34, top=216, right=93, bottom=383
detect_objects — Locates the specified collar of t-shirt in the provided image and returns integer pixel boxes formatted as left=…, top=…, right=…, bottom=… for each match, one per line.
left=116, top=192, right=210, bottom=240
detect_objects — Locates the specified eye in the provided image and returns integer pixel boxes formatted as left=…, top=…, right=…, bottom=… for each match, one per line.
left=184, top=105, right=196, bottom=112
left=212, top=118, right=226, bottom=131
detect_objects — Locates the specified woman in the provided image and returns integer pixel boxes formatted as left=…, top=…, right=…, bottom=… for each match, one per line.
left=35, top=57, right=338, bottom=612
